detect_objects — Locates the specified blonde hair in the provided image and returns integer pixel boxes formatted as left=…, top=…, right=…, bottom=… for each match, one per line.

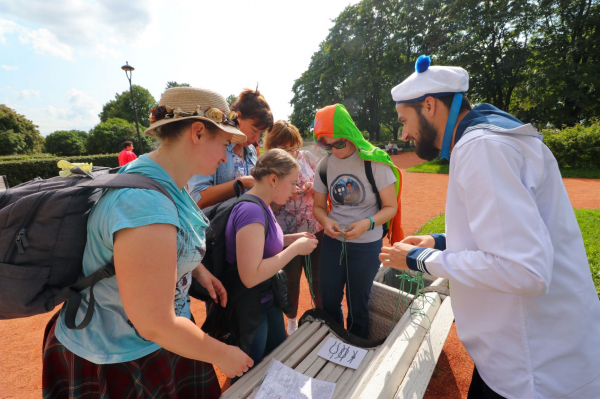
left=264, top=120, right=303, bottom=151
left=251, top=149, right=299, bottom=181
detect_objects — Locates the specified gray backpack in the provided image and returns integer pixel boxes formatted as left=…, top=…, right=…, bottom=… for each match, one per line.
left=0, top=167, right=176, bottom=329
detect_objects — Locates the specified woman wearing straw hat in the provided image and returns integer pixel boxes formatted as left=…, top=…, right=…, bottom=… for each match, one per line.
left=42, top=87, right=254, bottom=398
left=188, top=88, right=274, bottom=208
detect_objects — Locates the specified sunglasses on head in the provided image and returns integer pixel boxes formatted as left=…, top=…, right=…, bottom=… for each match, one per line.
left=319, top=139, right=347, bottom=151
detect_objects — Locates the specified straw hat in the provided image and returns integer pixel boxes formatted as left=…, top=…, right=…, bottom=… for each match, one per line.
left=144, top=87, right=247, bottom=144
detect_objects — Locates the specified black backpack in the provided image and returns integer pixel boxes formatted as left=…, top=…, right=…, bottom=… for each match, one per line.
left=189, top=181, right=269, bottom=301
left=0, top=167, right=176, bottom=330
left=317, top=154, right=389, bottom=238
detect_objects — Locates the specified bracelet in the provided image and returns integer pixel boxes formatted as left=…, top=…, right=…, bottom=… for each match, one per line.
left=366, top=216, right=375, bottom=231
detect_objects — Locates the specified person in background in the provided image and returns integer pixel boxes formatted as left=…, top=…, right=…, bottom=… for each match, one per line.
left=188, top=88, right=274, bottom=208
left=43, top=87, right=253, bottom=398
left=223, top=149, right=318, bottom=366
left=385, top=140, right=401, bottom=155
left=264, top=120, right=324, bottom=335
left=118, top=140, right=138, bottom=166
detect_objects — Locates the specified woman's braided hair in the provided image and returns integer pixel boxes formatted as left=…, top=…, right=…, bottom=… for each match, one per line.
left=251, top=148, right=299, bottom=181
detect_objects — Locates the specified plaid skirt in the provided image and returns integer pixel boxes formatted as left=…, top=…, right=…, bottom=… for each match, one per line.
left=42, top=312, right=221, bottom=399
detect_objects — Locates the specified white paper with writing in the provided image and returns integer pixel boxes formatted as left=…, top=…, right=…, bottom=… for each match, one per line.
left=254, top=360, right=335, bottom=399
left=316, top=337, right=368, bottom=370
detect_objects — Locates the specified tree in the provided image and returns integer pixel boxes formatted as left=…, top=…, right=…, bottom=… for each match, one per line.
left=0, top=104, right=44, bottom=155
left=87, top=118, right=156, bottom=155
left=165, top=81, right=191, bottom=90
left=98, top=85, right=157, bottom=127
left=44, top=130, right=88, bottom=156
left=226, top=94, right=238, bottom=106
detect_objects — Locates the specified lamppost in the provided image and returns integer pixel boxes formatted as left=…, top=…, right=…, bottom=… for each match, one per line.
left=121, top=61, right=144, bottom=155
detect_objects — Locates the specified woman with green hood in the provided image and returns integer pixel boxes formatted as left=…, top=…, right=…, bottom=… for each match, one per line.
left=312, top=104, right=401, bottom=339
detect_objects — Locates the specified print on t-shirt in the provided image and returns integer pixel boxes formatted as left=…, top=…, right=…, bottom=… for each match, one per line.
left=331, top=174, right=365, bottom=206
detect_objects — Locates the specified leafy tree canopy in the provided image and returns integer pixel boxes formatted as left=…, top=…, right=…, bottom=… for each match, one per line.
left=226, top=94, right=238, bottom=107
left=86, top=118, right=156, bottom=155
left=165, top=81, right=191, bottom=90
left=0, top=104, right=44, bottom=155
left=98, top=85, right=157, bottom=127
left=45, top=130, right=88, bottom=156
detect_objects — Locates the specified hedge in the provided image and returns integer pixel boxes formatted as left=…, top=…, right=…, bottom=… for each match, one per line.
left=0, top=154, right=120, bottom=187
left=542, top=123, right=600, bottom=168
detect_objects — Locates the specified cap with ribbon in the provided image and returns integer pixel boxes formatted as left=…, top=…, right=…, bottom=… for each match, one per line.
left=390, top=55, right=469, bottom=160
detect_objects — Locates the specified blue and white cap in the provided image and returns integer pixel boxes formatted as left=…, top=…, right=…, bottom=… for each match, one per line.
left=391, top=55, right=469, bottom=103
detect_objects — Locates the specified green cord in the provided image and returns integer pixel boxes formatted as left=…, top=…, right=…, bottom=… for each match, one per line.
left=389, top=270, right=435, bottom=334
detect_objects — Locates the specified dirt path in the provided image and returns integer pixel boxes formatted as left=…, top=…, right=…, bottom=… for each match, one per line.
left=1, top=152, right=598, bottom=398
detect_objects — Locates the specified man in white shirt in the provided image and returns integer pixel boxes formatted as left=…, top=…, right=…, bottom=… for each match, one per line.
left=380, top=55, right=600, bottom=398
left=385, top=140, right=401, bottom=155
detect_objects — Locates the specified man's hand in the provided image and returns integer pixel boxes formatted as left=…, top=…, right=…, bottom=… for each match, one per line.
left=343, top=219, right=371, bottom=240
left=192, top=263, right=227, bottom=307
left=379, top=242, right=416, bottom=271
left=401, top=235, right=435, bottom=248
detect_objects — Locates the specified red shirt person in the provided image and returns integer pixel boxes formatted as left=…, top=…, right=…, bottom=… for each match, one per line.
left=118, top=141, right=138, bottom=166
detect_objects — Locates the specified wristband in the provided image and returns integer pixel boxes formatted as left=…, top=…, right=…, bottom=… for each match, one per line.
left=366, top=216, right=375, bottom=231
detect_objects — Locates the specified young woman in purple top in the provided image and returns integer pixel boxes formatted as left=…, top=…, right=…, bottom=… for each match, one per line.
left=224, top=149, right=318, bottom=366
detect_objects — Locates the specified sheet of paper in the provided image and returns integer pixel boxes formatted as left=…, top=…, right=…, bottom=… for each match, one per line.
left=254, top=360, right=336, bottom=399
left=317, top=337, right=368, bottom=369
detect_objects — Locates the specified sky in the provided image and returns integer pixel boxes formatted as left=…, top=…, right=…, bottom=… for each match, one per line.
left=0, top=0, right=358, bottom=136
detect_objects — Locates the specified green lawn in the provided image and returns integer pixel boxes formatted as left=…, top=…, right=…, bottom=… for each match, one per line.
left=414, top=209, right=600, bottom=297
left=406, top=159, right=600, bottom=179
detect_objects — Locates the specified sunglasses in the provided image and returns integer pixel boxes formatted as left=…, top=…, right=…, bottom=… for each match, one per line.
left=319, top=140, right=347, bottom=151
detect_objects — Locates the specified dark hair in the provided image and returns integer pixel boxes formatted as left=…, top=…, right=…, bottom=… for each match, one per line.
left=251, top=149, right=299, bottom=181
left=122, top=141, right=133, bottom=149
left=154, top=119, right=221, bottom=141
left=404, top=94, right=472, bottom=114
left=264, top=120, right=302, bottom=150
left=231, top=88, right=274, bottom=132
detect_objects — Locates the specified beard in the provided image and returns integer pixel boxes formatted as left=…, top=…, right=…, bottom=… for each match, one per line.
left=414, top=113, right=441, bottom=161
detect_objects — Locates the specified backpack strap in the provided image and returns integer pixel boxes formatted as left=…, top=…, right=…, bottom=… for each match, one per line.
left=318, top=154, right=330, bottom=188
left=234, top=194, right=270, bottom=237
left=62, top=173, right=178, bottom=330
left=364, top=161, right=381, bottom=210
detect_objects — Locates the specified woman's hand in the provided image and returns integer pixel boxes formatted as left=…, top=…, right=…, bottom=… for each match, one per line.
left=284, top=232, right=316, bottom=247
left=291, top=237, right=319, bottom=256
left=343, top=219, right=371, bottom=240
left=214, top=345, right=254, bottom=378
left=302, top=181, right=315, bottom=196
left=379, top=243, right=414, bottom=270
left=237, top=175, right=255, bottom=189
left=401, top=235, right=435, bottom=248
left=322, top=218, right=342, bottom=239
left=192, top=263, right=227, bottom=307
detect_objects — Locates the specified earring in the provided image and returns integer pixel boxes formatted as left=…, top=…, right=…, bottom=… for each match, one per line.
left=272, top=184, right=276, bottom=189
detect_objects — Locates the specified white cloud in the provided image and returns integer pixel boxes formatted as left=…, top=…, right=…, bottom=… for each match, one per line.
left=1, top=65, right=18, bottom=71
left=0, top=19, right=17, bottom=43
left=18, top=28, right=75, bottom=61
left=17, top=89, right=40, bottom=99
left=92, top=43, right=122, bottom=59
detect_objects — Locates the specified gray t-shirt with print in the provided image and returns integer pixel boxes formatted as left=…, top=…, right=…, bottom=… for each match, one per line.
left=313, top=151, right=396, bottom=243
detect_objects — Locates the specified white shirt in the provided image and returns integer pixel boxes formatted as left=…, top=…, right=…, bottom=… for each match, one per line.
left=423, top=124, right=600, bottom=398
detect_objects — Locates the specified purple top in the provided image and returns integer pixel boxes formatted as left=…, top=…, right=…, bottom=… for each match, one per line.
left=225, top=195, right=284, bottom=266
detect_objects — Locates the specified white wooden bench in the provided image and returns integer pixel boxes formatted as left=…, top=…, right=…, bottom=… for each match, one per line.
left=225, top=267, right=454, bottom=399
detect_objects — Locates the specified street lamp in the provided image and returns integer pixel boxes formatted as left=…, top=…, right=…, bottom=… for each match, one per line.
left=121, top=61, right=144, bottom=155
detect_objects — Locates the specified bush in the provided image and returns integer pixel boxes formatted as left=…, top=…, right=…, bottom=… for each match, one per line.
left=0, top=105, right=44, bottom=155
left=87, top=118, right=156, bottom=155
left=45, top=130, right=88, bottom=156
left=0, top=154, right=119, bottom=187
left=542, top=123, right=600, bottom=168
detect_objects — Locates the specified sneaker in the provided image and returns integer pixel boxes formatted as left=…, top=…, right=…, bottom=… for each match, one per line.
left=287, top=317, right=298, bottom=335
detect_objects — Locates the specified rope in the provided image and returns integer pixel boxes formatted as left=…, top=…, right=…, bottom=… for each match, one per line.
left=389, top=270, right=435, bottom=334
left=339, top=232, right=354, bottom=332
left=304, top=255, right=316, bottom=308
